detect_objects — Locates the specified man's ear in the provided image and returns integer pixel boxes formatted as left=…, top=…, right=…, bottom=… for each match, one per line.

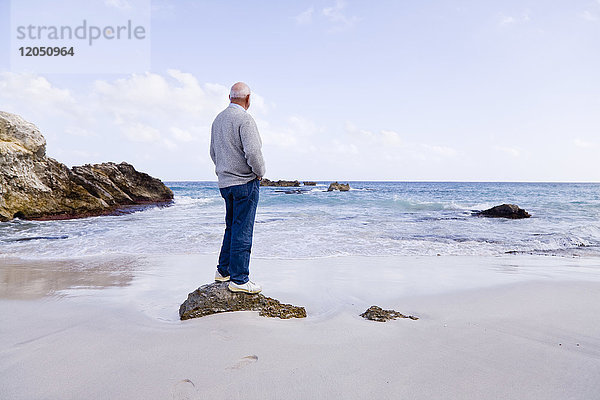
left=245, top=95, right=251, bottom=109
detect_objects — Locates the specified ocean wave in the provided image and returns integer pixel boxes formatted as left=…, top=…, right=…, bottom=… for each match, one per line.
left=2, top=182, right=600, bottom=260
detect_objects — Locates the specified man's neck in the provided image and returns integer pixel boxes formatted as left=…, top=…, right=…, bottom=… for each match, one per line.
left=230, top=100, right=246, bottom=110
left=230, top=102, right=246, bottom=112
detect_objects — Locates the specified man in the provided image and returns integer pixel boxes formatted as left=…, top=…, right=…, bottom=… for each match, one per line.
left=210, top=82, right=265, bottom=294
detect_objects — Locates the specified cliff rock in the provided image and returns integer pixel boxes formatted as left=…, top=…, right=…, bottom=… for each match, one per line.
left=0, top=111, right=173, bottom=221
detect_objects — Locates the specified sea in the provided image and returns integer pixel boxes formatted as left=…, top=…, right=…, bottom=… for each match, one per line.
left=1, top=181, right=600, bottom=260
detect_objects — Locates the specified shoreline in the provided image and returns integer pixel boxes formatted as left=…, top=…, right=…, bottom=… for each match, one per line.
left=1, top=254, right=600, bottom=399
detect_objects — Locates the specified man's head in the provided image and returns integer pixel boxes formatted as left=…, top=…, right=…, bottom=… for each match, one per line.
left=229, top=82, right=251, bottom=110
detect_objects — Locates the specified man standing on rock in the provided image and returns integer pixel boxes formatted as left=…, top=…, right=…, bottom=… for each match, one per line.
left=210, top=82, right=265, bottom=294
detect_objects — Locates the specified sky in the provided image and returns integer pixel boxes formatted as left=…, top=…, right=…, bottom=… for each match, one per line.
left=0, top=0, right=599, bottom=182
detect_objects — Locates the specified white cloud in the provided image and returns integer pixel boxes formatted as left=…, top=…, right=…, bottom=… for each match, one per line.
left=104, top=0, right=132, bottom=10
left=65, top=126, right=96, bottom=137
left=342, top=122, right=458, bottom=166
left=425, top=144, right=458, bottom=157
left=322, top=0, right=359, bottom=31
left=574, top=138, right=596, bottom=148
left=499, top=12, right=530, bottom=26
left=0, top=72, right=76, bottom=112
left=170, top=127, right=196, bottom=143
left=580, top=10, right=598, bottom=22
left=295, top=7, right=314, bottom=25
left=258, top=115, right=322, bottom=149
left=0, top=71, right=243, bottom=176
left=121, top=122, right=161, bottom=142
left=381, top=130, right=402, bottom=146
left=500, top=16, right=516, bottom=26
left=495, top=146, right=521, bottom=157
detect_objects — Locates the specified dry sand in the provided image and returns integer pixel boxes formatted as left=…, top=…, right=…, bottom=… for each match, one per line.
left=1, top=254, right=600, bottom=399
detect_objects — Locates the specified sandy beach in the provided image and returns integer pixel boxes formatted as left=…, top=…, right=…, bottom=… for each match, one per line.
left=1, top=254, right=600, bottom=399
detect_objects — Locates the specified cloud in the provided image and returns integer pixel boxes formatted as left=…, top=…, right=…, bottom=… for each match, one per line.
left=580, top=10, right=598, bottom=22
left=425, top=144, right=457, bottom=157
left=295, top=7, right=314, bottom=25
left=258, top=115, right=323, bottom=149
left=104, top=0, right=132, bottom=10
left=574, top=138, right=596, bottom=148
left=499, top=12, right=530, bottom=26
left=120, top=122, right=161, bottom=143
left=0, top=71, right=238, bottom=172
left=495, top=146, right=521, bottom=157
left=0, top=72, right=76, bottom=113
left=0, top=72, right=456, bottom=180
left=294, top=1, right=359, bottom=32
left=322, top=0, right=359, bottom=31
left=342, top=122, right=458, bottom=164
left=170, top=127, right=196, bottom=143
left=500, top=16, right=517, bottom=26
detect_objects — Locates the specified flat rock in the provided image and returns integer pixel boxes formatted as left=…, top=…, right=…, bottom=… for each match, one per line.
left=475, top=204, right=531, bottom=219
left=360, top=305, right=418, bottom=322
left=260, top=178, right=300, bottom=187
left=179, top=282, right=307, bottom=320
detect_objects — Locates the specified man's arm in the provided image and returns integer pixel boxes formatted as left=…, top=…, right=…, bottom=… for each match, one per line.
left=239, top=116, right=266, bottom=178
left=209, top=125, right=216, bottom=164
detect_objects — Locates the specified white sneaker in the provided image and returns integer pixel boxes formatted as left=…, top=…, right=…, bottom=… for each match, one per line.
left=228, top=280, right=262, bottom=294
left=215, top=270, right=230, bottom=282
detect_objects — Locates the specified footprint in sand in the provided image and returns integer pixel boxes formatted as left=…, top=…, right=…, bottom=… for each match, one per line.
left=210, top=329, right=233, bottom=341
left=172, top=379, right=198, bottom=400
left=227, top=355, right=258, bottom=370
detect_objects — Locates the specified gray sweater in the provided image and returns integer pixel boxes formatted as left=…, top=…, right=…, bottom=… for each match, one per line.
left=210, top=104, right=266, bottom=188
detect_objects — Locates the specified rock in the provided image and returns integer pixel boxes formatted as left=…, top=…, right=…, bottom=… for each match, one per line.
left=179, top=282, right=307, bottom=320
left=303, top=181, right=317, bottom=186
left=327, top=182, right=350, bottom=192
left=360, top=305, right=418, bottom=322
left=475, top=204, right=531, bottom=219
left=274, top=189, right=304, bottom=194
left=0, top=111, right=173, bottom=221
left=260, top=178, right=300, bottom=187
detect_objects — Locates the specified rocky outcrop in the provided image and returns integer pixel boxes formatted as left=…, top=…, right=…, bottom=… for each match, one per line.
left=475, top=204, right=531, bottom=219
left=327, top=182, right=350, bottom=192
left=0, top=111, right=173, bottom=221
left=303, top=181, right=317, bottom=186
left=260, top=178, right=300, bottom=187
left=360, top=305, right=418, bottom=322
left=179, top=281, right=307, bottom=320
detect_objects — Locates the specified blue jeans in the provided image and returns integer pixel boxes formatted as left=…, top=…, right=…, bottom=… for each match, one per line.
left=217, top=179, right=260, bottom=284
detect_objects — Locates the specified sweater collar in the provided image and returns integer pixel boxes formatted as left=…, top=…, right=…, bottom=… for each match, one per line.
left=229, top=103, right=246, bottom=112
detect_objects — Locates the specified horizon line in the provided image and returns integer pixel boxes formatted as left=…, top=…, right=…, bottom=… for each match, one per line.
left=161, top=179, right=600, bottom=184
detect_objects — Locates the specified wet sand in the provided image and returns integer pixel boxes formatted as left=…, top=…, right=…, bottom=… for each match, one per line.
left=1, top=254, right=600, bottom=399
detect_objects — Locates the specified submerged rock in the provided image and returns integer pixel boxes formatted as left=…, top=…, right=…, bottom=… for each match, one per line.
left=0, top=111, right=173, bottom=221
left=360, top=305, right=418, bottom=322
left=260, top=178, right=300, bottom=187
left=179, top=282, right=307, bottom=320
left=475, top=204, right=531, bottom=219
left=327, top=182, right=350, bottom=192
left=303, top=181, right=317, bottom=186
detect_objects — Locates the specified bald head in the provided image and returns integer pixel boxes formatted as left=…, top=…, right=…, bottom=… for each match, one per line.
left=229, top=82, right=251, bottom=110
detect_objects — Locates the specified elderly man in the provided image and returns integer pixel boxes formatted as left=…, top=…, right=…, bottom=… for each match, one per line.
left=210, top=82, right=265, bottom=294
